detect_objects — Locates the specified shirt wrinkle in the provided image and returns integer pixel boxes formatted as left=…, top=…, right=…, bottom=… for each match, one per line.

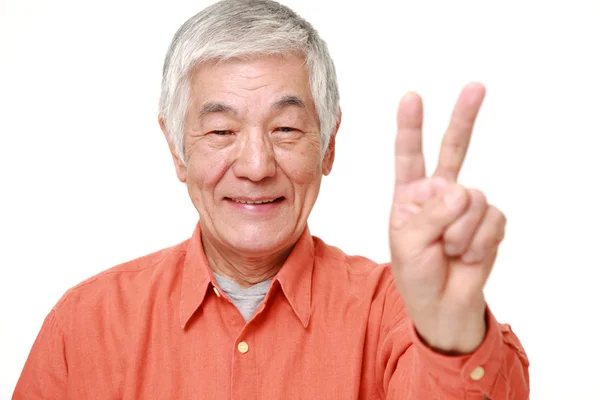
left=13, top=222, right=530, bottom=400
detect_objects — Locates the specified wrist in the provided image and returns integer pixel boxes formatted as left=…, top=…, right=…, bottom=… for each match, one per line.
left=414, top=307, right=487, bottom=355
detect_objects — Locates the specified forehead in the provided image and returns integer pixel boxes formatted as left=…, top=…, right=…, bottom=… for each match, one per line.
left=189, top=54, right=315, bottom=112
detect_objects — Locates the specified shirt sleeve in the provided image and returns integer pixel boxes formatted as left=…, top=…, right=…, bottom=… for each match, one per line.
left=12, top=310, right=68, bottom=400
left=377, top=278, right=530, bottom=399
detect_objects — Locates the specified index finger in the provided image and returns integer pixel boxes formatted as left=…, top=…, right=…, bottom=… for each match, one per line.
left=433, top=82, right=486, bottom=181
left=395, top=91, right=426, bottom=187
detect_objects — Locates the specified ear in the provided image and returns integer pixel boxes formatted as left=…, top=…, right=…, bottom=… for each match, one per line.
left=322, top=110, right=341, bottom=176
left=159, top=117, right=187, bottom=183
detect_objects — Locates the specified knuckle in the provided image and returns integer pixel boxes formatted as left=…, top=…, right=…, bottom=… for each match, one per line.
left=444, top=222, right=468, bottom=243
left=499, top=211, right=507, bottom=226
left=479, top=225, right=505, bottom=249
left=468, top=188, right=487, bottom=206
left=443, top=233, right=463, bottom=252
left=444, top=225, right=476, bottom=254
left=481, top=234, right=501, bottom=249
left=489, top=205, right=506, bottom=224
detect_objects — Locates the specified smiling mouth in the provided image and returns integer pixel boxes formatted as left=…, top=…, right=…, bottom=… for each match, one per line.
left=226, top=197, right=284, bottom=205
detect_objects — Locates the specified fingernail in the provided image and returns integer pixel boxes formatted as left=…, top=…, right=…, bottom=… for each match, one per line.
left=444, top=186, right=464, bottom=210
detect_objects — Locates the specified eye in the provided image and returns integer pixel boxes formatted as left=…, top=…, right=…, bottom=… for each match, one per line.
left=210, top=130, right=233, bottom=135
left=276, top=127, right=296, bottom=133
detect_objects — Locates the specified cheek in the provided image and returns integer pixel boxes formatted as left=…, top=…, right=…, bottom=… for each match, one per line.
left=278, top=149, right=322, bottom=186
left=186, top=148, right=232, bottom=191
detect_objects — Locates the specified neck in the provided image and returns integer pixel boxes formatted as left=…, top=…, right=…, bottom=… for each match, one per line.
left=201, top=233, right=293, bottom=288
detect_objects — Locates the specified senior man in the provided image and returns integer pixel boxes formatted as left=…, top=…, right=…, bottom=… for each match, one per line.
left=13, top=1, right=529, bottom=399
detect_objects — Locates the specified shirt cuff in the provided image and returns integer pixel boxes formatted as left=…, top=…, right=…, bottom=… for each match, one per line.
left=410, top=305, right=504, bottom=394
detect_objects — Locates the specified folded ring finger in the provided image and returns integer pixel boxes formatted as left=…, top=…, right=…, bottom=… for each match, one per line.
left=443, top=188, right=487, bottom=256
left=461, top=205, right=506, bottom=264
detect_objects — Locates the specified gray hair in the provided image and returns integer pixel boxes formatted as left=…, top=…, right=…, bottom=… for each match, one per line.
left=158, top=0, right=340, bottom=164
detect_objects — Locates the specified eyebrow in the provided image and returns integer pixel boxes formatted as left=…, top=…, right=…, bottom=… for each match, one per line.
left=272, top=95, right=307, bottom=111
left=198, top=102, right=238, bottom=118
left=198, top=95, right=307, bottom=119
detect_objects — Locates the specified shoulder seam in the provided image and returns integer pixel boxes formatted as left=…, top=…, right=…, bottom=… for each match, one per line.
left=53, top=249, right=185, bottom=313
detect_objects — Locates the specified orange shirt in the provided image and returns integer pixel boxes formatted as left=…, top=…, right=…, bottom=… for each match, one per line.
left=13, top=224, right=529, bottom=399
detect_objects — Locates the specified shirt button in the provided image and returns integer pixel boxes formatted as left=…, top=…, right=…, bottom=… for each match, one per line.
left=212, top=287, right=221, bottom=297
left=470, top=366, right=485, bottom=381
left=237, top=341, right=249, bottom=354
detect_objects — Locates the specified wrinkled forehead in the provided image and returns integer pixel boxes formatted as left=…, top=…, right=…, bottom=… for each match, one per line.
left=188, top=53, right=318, bottom=118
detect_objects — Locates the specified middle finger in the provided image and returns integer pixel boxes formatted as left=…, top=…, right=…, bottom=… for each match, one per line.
left=433, top=82, right=486, bottom=181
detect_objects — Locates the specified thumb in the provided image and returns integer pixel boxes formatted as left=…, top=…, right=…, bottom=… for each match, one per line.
left=400, top=184, right=469, bottom=250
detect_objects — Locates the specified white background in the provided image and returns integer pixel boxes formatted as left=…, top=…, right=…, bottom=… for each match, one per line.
left=1, top=0, right=599, bottom=398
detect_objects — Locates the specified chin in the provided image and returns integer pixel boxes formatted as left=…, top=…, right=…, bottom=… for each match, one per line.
left=219, top=224, right=296, bottom=255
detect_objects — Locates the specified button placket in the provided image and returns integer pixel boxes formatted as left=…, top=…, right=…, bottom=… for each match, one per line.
left=231, top=330, right=258, bottom=399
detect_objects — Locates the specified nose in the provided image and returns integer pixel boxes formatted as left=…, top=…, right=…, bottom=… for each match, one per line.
left=232, top=130, right=277, bottom=181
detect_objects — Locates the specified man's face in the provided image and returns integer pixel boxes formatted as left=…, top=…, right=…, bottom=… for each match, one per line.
left=164, top=54, right=335, bottom=255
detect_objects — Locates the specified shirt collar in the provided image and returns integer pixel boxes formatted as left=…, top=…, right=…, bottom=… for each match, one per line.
left=179, top=222, right=214, bottom=329
left=273, top=226, right=314, bottom=328
left=179, top=222, right=315, bottom=329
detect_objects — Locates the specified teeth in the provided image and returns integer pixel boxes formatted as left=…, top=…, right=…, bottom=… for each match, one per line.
left=232, top=198, right=277, bottom=204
